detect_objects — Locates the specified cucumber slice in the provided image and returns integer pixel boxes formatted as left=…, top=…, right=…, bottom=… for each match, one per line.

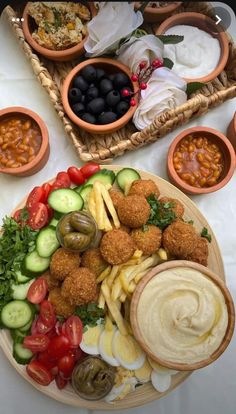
left=49, top=217, right=59, bottom=228
left=79, top=184, right=93, bottom=203
left=12, top=279, right=35, bottom=300
left=86, top=169, right=116, bottom=186
left=36, top=226, right=60, bottom=258
left=22, top=250, right=50, bottom=277
left=54, top=211, right=64, bottom=220
left=19, top=317, right=33, bottom=333
left=116, top=168, right=141, bottom=195
left=1, top=300, right=33, bottom=329
left=15, top=270, right=31, bottom=283
left=11, top=329, right=26, bottom=342
left=48, top=188, right=84, bottom=214
left=13, top=342, right=33, bottom=365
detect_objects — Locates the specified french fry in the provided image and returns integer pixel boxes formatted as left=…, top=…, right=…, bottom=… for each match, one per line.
left=134, top=270, right=148, bottom=284
left=99, top=183, right=120, bottom=229
left=133, top=250, right=143, bottom=259
left=94, top=181, right=106, bottom=229
left=96, top=265, right=112, bottom=283
left=158, top=248, right=168, bottom=261
left=115, top=299, right=121, bottom=311
left=111, top=276, right=122, bottom=301
left=98, top=291, right=105, bottom=309
left=128, top=281, right=136, bottom=293
left=107, top=265, right=120, bottom=287
left=101, top=283, right=128, bottom=335
left=105, top=315, right=114, bottom=331
left=119, top=292, right=127, bottom=302
left=88, top=189, right=96, bottom=219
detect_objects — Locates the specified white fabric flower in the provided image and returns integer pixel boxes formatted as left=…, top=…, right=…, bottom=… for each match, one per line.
left=133, top=67, right=187, bottom=131
left=116, top=35, right=163, bottom=73
left=84, top=2, right=143, bottom=57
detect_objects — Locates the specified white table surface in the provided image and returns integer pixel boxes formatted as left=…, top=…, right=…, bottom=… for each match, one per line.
left=0, top=3, right=236, bottom=414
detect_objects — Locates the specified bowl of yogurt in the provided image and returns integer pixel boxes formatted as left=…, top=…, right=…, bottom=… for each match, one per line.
left=156, top=12, right=229, bottom=83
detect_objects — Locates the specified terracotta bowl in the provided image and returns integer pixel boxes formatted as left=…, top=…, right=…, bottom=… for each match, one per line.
left=61, top=58, right=139, bottom=135
left=167, top=126, right=236, bottom=195
left=0, top=107, right=49, bottom=177
left=227, top=112, right=236, bottom=153
left=22, top=2, right=97, bottom=62
left=130, top=260, right=235, bottom=371
left=135, top=2, right=182, bottom=23
left=156, top=12, right=229, bottom=83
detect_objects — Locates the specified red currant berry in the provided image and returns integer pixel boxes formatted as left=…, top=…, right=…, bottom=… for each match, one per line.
left=140, top=82, right=147, bottom=90
left=130, top=98, right=136, bottom=107
left=139, top=61, right=147, bottom=69
left=121, top=88, right=130, bottom=97
left=152, top=59, right=163, bottom=69
left=131, top=74, right=139, bottom=82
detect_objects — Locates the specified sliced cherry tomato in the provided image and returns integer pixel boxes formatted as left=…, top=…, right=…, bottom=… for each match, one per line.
left=27, top=277, right=48, bottom=304
left=41, top=183, right=52, bottom=204
left=56, top=171, right=71, bottom=188
left=55, top=321, right=63, bottom=336
left=26, top=186, right=45, bottom=209
left=28, top=202, right=48, bottom=230
left=12, top=209, right=23, bottom=223
left=37, top=351, right=57, bottom=371
left=46, top=204, right=54, bottom=221
left=40, top=300, right=56, bottom=328
left=72, top=347, right=86, bottom=361
left=36, top=316, right=54, bottom=335
left=80, top=162, right=100, bottom=179
left=48, top=335, right=71, bottom=359
left=67, top=166, right=85, bottom=186
left=31, top=317, right=39, bottom=335
left=63, top=316, right=83, bottom=348
left=57, top=353, right=75, bottom=379
left=55, top=374, right=68, bottom=389
left=26, top=360, right=53, bottom=386
left=23, top=334, right=50, bottom=353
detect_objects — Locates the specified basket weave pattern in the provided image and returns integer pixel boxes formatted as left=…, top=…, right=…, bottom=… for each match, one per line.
left=4, top=2, right=236, bottom=163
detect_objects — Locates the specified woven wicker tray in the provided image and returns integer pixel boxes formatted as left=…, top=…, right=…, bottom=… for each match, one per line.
left=4, top=2, right=236, bottom=163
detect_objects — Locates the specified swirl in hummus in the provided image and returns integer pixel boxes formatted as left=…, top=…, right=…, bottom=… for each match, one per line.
left=137, top=267, right=228, bottom=364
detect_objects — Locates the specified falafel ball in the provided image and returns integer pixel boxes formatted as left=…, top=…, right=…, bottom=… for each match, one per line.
left=43, top=271, right=60, bottom=291
left=109, top=189, right=125, bottom=210
left=61, top=267, right=97, bottom=306
left=110, top=220, right=131, bottom=233
left=128, top=179, right=160, bottom=199
left=130, top=225, right=162, bottom=256
left=81, top=248, right=108, bottom=277
left=117, top=195, right=151, bottom=228
left=50, top=248, right=81, bottom=281
left=48, top=287, right=75, bottom=318
left=162, top=221, right=198, bottom=258
left=185, top=236, right=209, bottom=266
left=100, top=229, right=135, bottom=265
left=159, top=197, right=185, bottom=219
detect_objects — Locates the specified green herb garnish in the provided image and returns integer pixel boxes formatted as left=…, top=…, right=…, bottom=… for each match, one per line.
left=201, top=227, right=212, bottom=243
left=163, top=57, right=174, bottom=69
left=156, top=34, right=184, bottom=44
left=75, top=303, right=105, bottom=327
left=147, top=194, right=176, bottom=230
left=52, top=8, right=62, bottom=29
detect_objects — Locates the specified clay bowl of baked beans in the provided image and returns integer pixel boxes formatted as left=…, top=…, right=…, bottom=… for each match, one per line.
left=0, top=107, right=49, bottom=177
left=167, top=126, right=236, bottom=195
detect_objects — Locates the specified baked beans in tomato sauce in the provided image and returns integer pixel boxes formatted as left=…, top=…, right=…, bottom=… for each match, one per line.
left=173, top=135, right=224, bottom=188
left=0, top=116, right=42, bottom=168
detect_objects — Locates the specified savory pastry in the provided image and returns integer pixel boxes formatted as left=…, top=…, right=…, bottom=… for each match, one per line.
left=48, top=287, right=75, bottom=318
left=117, top=195, right=151, bottom=228
left=159, top=197, right=184, bottom=219
left=81, top=247, right=108, bottom=277
left=61, top=267, right=97, bottom=305
left=130, top=225, right=162, bottom=256
left=100, top=229, right=135, bottom=265
left=162, top=221, right=198, bottom=258
left=50, top=247, right=81, bottom=280
left=128, top=179, right=160, bottom=199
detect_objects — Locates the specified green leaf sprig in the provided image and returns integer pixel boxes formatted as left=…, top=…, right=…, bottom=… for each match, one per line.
left=147, top=195, right=176, bottom=230
left=201, top=227, right=212, bottom=243
left=75, top=303, right=105, bottom=328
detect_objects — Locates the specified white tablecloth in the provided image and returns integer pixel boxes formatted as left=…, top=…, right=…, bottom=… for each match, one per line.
left=0, top=3, right=236, bottom=414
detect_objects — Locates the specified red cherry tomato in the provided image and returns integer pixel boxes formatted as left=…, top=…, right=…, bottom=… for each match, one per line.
left=26, top=186, right=45, bottom=209
left=37, top=351, right=57, bottom=371
left=46, top=204, right=54, bottom=221
left=28, top=202, right=48, bottom=230
left=55, top=374, right=68, bottom=390
left=12, top=209, right=23, bottom=223
left=23, top=334, right=50, bottom=353
left=40, top=300, right=56, bottom=328
left=36, top=316, right=54, bottom=335
left=72, top=347, right=86, bottom=361
left=67, top=166, right=85, bottom=186
left=27, top=277, right=48, bottom=304
left=57, top=353, right=76, bottom=379
left=31, top=317, right=39, bottom=335
left=63, top=316, right=83, bottom=348
left=41, top=183, right=52, bottom=203
left=80, top=162, right=100, bottom=179
left=26, top=360, right=53, bottom=386
left=56, top=171, right=71, bottom=188
left=48, top=335, right=71, bottom=359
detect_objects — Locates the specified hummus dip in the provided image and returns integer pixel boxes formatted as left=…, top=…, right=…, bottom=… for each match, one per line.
left=137, top=267, right=228, bottom=364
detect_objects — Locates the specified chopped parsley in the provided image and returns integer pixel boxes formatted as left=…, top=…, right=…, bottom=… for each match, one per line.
left=75, top=303, right=105, bottom=327
left=147, top=194, right=176, bottom=230
left=52, top=8, right=62, bottom=29
left=201, top=227, right=212, bottom=243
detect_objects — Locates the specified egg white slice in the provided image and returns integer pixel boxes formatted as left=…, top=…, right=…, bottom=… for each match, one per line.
left=135, top=358, right=152, bottom=383
left=151, top=370, right=171, bottom=393
left=105, top=378, right=137, bottom=403
left=80, top=324, right=103, bottom=355
left=99, top=327, right=120, bottom=367
left=148, top=357, right=178, bottom=376
left=112, top=330, right=145, bottom=370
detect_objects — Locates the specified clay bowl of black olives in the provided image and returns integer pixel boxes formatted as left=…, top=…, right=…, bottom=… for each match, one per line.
left=61, top=58, right=139, bottom=134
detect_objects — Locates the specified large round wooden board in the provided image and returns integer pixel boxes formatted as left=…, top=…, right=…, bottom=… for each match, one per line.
left=0, top=166, right=225, bottom=410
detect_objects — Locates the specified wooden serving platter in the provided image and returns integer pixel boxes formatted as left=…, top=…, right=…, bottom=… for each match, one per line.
left=0, top=166, right=225, bottom=410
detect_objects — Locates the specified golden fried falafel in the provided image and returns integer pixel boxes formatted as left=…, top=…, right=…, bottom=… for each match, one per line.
left=110, top=220, right=131, bottom=233
left=185, top=236, right=209, bottom=266
left=109, top=189, right=125, bottom=210
left=128, top=179, right=160, bottom=199
left=159, top=197, right=184, bottom=219
left=48, top=287, right=75, bottom=318
left=130, top=225, right=162, bottom=256
left=81, top=248, right=108, bottom=277
left=117, top=195, right=150, bottom=228
left=42, top=270, right=60, bottom=291
left=100, top=229, right=135, bottom=265
left=50, top=248, right=81, bottom=281
left=61, top=267, right=97, bottom=306
left=162, top=221, right=198, bottom=258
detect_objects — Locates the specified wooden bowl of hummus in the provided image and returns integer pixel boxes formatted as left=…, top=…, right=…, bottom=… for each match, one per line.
left=130, top=260, right=235, bottom=371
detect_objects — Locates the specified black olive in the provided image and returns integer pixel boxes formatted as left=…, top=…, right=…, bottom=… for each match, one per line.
left=96, top=68, right=106, bottom=81
left=81, top=95, right=86, bottom=104
left=73, top=75, right=89, bottom=92
left=81, top=113, right=97, bottom=124
left=68, top=88, right=82, bottom=104
left=113, top=72, right=130, bottom=89
left=108, top=73, right=116, bottom=82
left=86, top=87, right=99, bottom=102
left=99, top=78, right=113, bottom=96
left=87, top=98, right=105, bottom=115
left=81, top=65, right=97, bottom=83
left=98, top=111, right=117, bottom=124
left=72, top=102, right=85, bottom=116
left=116, top=101, right=129, bottom=117
left=106, top=90, right=120, bottom=108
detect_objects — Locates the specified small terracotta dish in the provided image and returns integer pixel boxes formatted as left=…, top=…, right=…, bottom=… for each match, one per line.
left=0, top=107, right=49, bottom=177
left=130, top=260, right=235, bottom=371
left=22, top=2, right=97, bottom=62
left=167, top=126, right=236, bottom=195
left=226, top=112, right=236, bottom=153
left=61, top=58, right=138, bottom=135
left=156, top=12, right=229, bottom=83
left=135, top=2, right=182, bottom=23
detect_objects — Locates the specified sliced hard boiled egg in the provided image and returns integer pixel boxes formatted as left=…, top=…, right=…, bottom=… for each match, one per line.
left=148, top=357, right=178, bottom=376
left=135, top=358, right=152, bottom=383
left=80, top=324, right=103, bottom=355
left=105, top=377, right=137, bottom=403
left=112, top=330, right=145, bottom=370
left=99, top=326, right=120, bottom=367
left=151, top=370, right=171, bottom=393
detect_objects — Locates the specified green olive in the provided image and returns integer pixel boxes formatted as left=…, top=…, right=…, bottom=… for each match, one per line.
left=63, top=232, right=91, bottom=251
left=57, top=214, right=74, bottom=237
left=70, top=211, right=96, bottom=236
